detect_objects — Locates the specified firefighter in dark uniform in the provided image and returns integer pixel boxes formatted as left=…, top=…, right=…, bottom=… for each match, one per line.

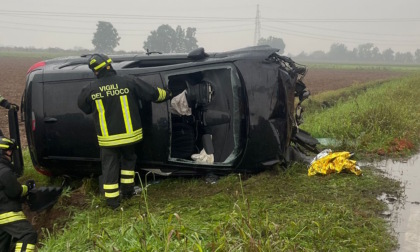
left=0, top=136, right=37, bottom=252
left=78, top=54, right=171, bottom=209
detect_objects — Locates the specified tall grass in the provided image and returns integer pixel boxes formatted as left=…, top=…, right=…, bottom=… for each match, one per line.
left=37, top=164, right=401, bottom=251
left=301, top=74, right=420, bottom=154
left=18, top=148, right=51, bottom=185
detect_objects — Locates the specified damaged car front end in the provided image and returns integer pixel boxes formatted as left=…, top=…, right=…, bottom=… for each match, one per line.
left=232, top=48, right=317, bottom=173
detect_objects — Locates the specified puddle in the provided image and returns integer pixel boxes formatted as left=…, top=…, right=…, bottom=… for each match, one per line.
left=369, top=153, right=420, bottom=251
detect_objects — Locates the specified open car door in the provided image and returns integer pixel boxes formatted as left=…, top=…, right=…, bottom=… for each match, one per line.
left=8, top=107, right=24, bottom=177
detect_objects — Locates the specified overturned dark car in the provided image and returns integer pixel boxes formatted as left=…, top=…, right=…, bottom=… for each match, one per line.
left=21, top=45, right=317, bottom=177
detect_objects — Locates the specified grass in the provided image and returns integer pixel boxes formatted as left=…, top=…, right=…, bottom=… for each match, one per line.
left=35, top=164, right=400, bottom=251
left=18, top=148, right=52, bottom=186
left=19, top=70, right=420, bottom=251
left=300, top=74, right=420, bottom=156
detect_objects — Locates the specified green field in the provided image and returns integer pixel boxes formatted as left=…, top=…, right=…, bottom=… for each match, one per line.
left=301, top=74, right=420, bottom=156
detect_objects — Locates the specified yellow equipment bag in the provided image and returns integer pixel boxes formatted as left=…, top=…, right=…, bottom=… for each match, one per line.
left=308, top=149, right=362, bottom=176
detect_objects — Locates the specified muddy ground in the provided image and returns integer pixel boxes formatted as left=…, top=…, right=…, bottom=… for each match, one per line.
left=0, top=56, right=407, bottom=243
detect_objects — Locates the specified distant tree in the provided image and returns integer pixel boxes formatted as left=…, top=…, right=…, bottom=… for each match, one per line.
left=415, top=49, right=420, bottom=64
left=309, top=50, right=327, bottom=60
left=144, top=25, right=176, bottom=53
left=143, top=24, right=198, bottom=53
left=349, top=48, right=358, bottom=61
left=296, top=51, right=308, bottom=59
left=395, top=52, right=414, bottom=64
left=382, top=48, right=395, bottom=62
left=371, top=46, right=381, bottom=61
left=174, top=26, right=186, bottom=52
left=357, top=43, right=376, bottom=61
left=258, top=36, right=285, bottom=54
left=184, top=27, right=199, bottom=52
left=328, top=43, right=349, bottom=60
left=92, top=21, right=120, bottom=53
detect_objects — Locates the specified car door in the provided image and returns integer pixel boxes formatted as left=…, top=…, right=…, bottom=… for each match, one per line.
left=129, top=73, right=169, bottom=165
left=42, top=79, right=99, bottom=160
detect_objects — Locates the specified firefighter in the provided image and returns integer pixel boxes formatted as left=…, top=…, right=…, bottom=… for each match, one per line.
left=78, top=53, right=172, bottom=209
left=0, top=136, right=37, bottom=252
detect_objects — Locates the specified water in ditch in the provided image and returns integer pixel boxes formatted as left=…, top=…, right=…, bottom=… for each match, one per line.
left=371, top=153, right=420, bottom=251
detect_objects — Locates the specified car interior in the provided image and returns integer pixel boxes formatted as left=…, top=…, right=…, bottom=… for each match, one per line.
left=166, top=67, right=242, bottom=165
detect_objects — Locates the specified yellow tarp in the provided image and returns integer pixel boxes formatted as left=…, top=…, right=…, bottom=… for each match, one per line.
left=308, top=150, right=362, bottom=176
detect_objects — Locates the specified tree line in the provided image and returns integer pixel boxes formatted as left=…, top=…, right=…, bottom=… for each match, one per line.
left=92, top=21, right=199, bottom=54
left=92, top=21, right=287, bottom=55
left=2, top=20, right=418, bottom=65
left=92, top=21, right=419, bottom=64
left=294, top=43, right=420, bottom=64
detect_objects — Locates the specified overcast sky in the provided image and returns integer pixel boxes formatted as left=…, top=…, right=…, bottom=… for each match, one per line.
left=1, top=0, right=419, bottom=55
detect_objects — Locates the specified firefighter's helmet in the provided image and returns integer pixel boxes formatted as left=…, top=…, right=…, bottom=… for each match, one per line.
left=0, top=136, right=17, bottom=156
left=88, top=54, right=113, bottom=73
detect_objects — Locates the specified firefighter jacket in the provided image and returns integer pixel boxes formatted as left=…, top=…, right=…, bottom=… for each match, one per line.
left=78, top=71, right=170, bottom=147
left=0, top=157, right=28, bottom=224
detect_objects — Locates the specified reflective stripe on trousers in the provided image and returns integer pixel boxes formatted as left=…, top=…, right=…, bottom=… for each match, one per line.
left=0, top=211, right=25, bottom=225
left=103, top=183, right=120, bottom=198
left=120, top=169, right=135, bottom=185
left=15, top=242, right=36, bottom=252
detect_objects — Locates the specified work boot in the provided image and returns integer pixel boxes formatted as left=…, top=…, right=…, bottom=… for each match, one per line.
left=106, top=197, right=120, bottom=210
left=109, top=203, right=120, bottom=210
left=122, top=189, right=135, bottom=200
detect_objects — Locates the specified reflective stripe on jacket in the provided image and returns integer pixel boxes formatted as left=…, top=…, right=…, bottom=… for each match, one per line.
left=78, top=72, right=168, bottom=147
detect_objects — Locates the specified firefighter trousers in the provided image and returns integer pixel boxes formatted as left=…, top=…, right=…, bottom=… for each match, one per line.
left=0, top=219, right=37, bottom=252
left=100, top=145, right=137, bottom=208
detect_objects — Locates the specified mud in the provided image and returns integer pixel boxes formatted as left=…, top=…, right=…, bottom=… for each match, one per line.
left=0, top=56, right=43, bottom=146
left=304, top=68, right=405, bottom=95
left=373, top=153, right=420, bottom=251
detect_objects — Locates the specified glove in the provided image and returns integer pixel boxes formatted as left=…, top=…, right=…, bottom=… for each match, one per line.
left=10, top=103, right=19, bottom=111
left=4, top=101, right=11, bottom=109
left=4, top=102, right=19, bottom=111
left=25, top=180, right=36, bottom=191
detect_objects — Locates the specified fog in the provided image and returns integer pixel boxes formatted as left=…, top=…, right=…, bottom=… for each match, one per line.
left=1, top=0, right=419, bottom=55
